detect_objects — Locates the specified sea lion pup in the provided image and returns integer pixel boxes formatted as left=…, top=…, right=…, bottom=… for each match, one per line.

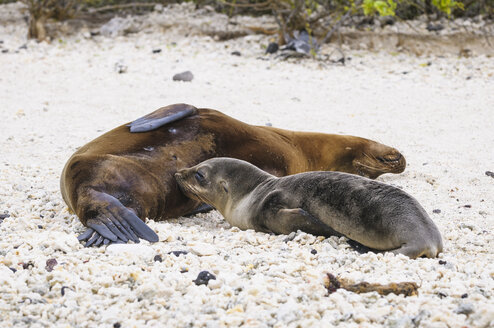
left=175, top=158, right=442, bottom=259
left=61, top=103, right=406, bottom=246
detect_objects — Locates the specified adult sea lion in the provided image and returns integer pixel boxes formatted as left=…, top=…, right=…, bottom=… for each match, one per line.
left=61, top=103, right=406, bottom=246
left=175, top=158, right=442, bottom=259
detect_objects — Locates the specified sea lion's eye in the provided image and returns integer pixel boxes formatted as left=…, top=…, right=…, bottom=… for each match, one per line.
left=195, top=171, right=205, bottom=183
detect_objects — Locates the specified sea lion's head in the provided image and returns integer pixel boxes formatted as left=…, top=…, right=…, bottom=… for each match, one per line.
left=175, top=158, right=271, bottom=212
left=351, top=140, right=406, bottom=179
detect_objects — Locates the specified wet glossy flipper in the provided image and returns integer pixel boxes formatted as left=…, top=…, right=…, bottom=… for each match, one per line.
left=78, top=190, right=159, bottom=247
left=128, top=103, right=198, bottom=133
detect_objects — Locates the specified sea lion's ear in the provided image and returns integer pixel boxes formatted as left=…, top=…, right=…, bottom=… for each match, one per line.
left=220, top=181, right=228, bottom=193
left=128, top=103, right=198, bottom=133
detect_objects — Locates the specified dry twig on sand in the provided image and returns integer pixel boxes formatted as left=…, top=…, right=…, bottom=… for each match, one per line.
left=324, top=273, right=419, bottom=297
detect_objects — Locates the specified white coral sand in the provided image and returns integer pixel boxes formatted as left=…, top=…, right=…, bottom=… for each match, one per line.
left=0, top=3, right=493, bottom=328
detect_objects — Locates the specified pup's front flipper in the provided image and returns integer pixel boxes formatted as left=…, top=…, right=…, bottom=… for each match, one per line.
left=267, top=208, right=342, bottom=237
left=77, top=191, right=159, bottom=247
left=128, top=103, right=198, bottom=133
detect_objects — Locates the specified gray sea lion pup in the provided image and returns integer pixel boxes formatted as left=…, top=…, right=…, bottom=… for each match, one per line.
left=175, top=158, right=443, bottom=259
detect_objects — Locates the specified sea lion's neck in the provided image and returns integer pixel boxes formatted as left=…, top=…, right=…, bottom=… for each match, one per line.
left=274, top=129, right=365, bottom=173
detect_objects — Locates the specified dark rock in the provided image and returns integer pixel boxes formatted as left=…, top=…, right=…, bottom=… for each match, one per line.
left=464, top=204, right=471, bottom=208
left=426, top=23, right=444, bottom=32
left=485, top=171, right=494, bottom=178
left=2, top=49, right=8, bottom=53
left=432, top=209, right=441, bottom=214
left=153, top=255, right=162, bottom=262
left=0, top=212, right=10, bottom=220
left=172, top=71, right=193, bottom=82
left=22, top=261, right=34, bottom=270
left=438, top=260, right=447, bottom=265
left=437, top=292, right=447, bottom=298
left=37, top=225, right=43, bottom=229
left=9, top=267, right=16, bottom=273
left=231, top=51, right=241, bottom=56
left=310, top=249, right=317, bottom=255
left=461, top=293, right=468, bottom=298
left=113, top=323, right=121, bottom=328
left=193, top=270, right=216, bottom=286
left=266, top=42, right=279, bottom=54
left=61, top=286, right=73, bottom=296
left=152, top=49, right=162, bottom=53
left=168, top=250, right=188, bottom=257
left=45, top=258, right=58, bottom=272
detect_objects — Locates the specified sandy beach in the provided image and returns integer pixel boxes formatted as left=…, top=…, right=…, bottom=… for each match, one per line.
left=1, top=3, right=494, bottom=327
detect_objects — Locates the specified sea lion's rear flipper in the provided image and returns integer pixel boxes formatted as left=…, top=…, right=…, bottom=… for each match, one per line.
left=268, top=208, right=342, bottom=237
left=128, top=103, right=198, bottom=133
left=77, top=191, right=159, bottom=247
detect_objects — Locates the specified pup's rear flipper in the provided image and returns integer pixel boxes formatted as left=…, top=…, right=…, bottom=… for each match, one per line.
left=77, top=191, right=159, bottom=247
left=128, top=103, right=198, bottom=133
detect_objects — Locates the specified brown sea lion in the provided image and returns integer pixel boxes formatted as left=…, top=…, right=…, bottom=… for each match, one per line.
left=61, top=103, right=406, bottom=246
left=175, top=158, right=442, bottom=259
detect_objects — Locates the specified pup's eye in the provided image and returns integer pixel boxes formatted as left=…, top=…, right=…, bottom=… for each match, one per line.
left=195, top=171, right=205, bottom=182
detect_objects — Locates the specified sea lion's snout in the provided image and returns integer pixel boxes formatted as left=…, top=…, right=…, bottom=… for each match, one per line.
left=354, top=144, right=406, bottom=179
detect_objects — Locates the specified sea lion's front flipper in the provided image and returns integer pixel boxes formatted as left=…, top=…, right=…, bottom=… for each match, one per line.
left=269, top=208, right=342, bottom=237
left=77, top=191, right=159, bottom=247
left=128, top=103, right=198, bottom=133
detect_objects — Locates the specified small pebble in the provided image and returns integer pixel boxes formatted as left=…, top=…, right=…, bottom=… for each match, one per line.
left=193, top=271, right=216, bottom=286
left=113, top=323, right=121, bottom=328
left=437, top=292, right=447, bottom=299
left=37, top=225, right=43, bottom=229
left=153, top=255, right=163, bottom=262
left=454, top=303, right=474, bottom=315
left=231, top=51, right=241, bottom=56
left=168, top=250, right=188, bottom=257
left=284, top=232, right=296, bottom=242
left=266, top=42, right=279, bottom=54
left=9, top=268, right=16, bottom=273
left=485, top=171, right=494, bottom=178
left=0, top=212, right=10, bottom=220
left=172, top=71, right=193, bottom=82
left=114, top=62, right=127, bottom=74
left=461, top=293, right=468, bottom=298
left=61, top=286, right=72, bottom=296
left=426, top=23, right=444, bottom=32
left=310, top=249, right=317, bottom=255
left=45, top=258, right=58, bottom=272
left=152, top=49, right=162, bottom=53
left=439, top=260, right=447, bottom=265
left=22, top=262, right=34, bottom=270
left=432, top=209, right=441, bottom=214
left=1, top=49, right=8, bottom=53
left=463, top=204, right=471, bottom=208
